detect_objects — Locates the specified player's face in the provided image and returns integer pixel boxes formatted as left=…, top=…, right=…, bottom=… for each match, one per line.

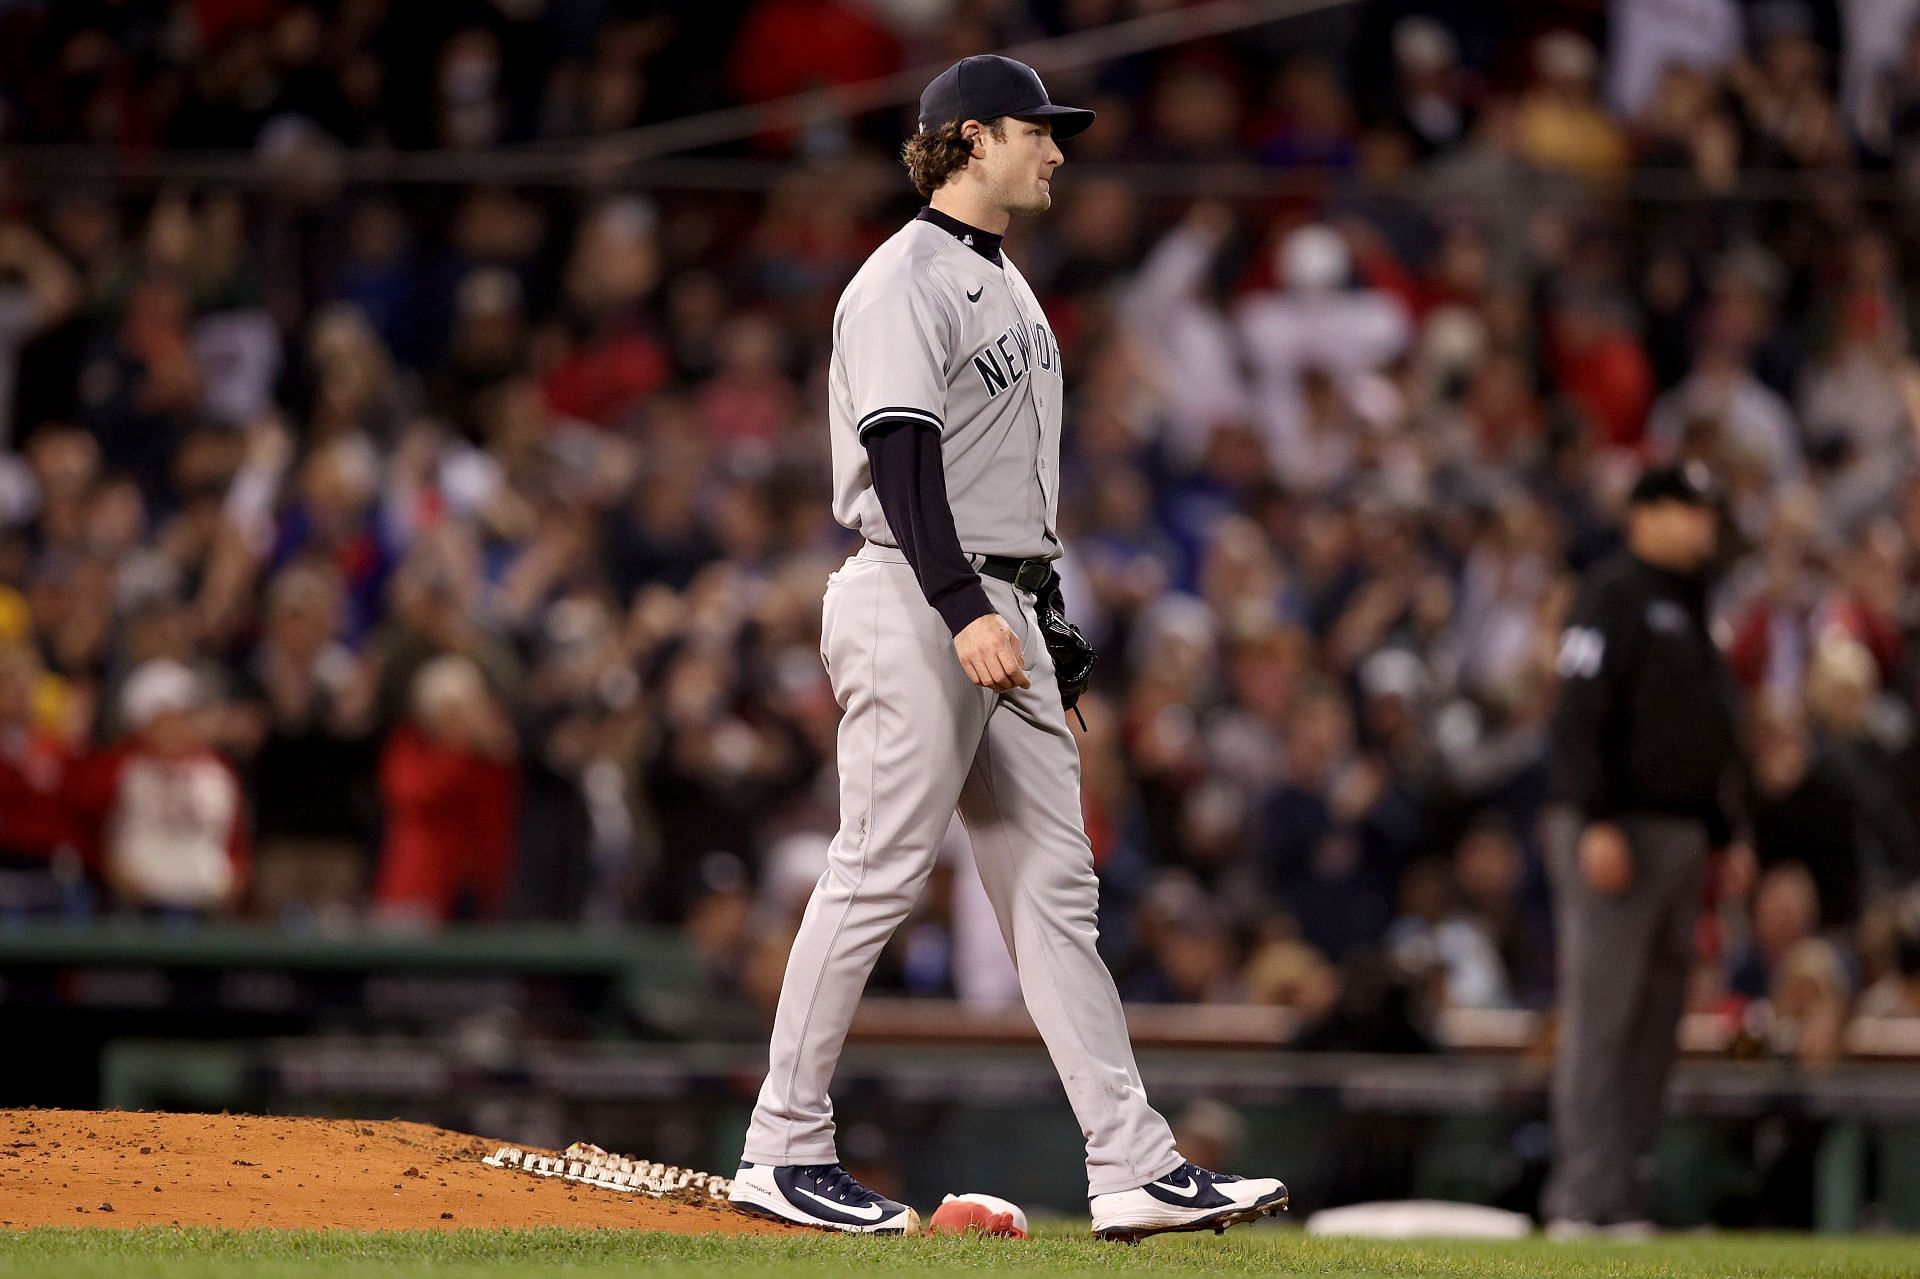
left=1636, top=502, right=1718, bottom=570
left=979, top=118, right=1062, bottom=216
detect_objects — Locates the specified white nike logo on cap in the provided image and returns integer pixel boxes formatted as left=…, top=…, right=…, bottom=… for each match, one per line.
left=791, top=1184, right=887, bottom=1221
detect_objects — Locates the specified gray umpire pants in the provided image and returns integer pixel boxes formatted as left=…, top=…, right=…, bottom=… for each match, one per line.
left=1542, top=806, right=1707, bottom=1224
left=742, top=545, right=1181, bottom=1197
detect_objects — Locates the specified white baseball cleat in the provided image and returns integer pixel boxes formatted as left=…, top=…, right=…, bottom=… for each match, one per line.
left=1089, top=1161, right=1289, bottom=1242
left=728, top=1162, right=920, bottom=1234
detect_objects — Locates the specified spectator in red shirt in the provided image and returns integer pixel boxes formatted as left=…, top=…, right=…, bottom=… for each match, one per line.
left=542, top=199, right=670, bottom=427
left=0, top=643, right=86, bottom=918
left=726, top=0, right=898, bottom=108
left=1550, top=290, right=1655, bottom=452
left=373, top=654, right=519, bottom=924
left=695, top=313, right=799, bottom=450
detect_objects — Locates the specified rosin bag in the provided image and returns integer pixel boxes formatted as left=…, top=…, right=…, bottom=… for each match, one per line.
left=929, top=1191, right=1029, bottom=1238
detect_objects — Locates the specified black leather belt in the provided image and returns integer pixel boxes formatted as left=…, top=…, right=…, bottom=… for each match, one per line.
left=978, top=555, right=1054, bottom=593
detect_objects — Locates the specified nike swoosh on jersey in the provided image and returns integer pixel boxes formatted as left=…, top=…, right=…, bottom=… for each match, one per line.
left=790, top=1185, right=887, bottom=1221
left=1151, top=1177, right=1200, bottom=1199
left=967, top=287, right=983, bottom=302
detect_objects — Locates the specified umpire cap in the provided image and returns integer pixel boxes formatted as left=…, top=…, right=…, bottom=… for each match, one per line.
left=918, top=55, right=1096, bottom=140
left=1628, top=460, right=1719, bottom=508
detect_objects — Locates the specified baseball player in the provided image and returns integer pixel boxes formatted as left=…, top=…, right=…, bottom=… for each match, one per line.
left=728, top=54, right=1289, bottom=1241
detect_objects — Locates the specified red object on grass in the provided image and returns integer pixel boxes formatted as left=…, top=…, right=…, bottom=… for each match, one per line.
left=929, top=1198, right=1025, bottom=1238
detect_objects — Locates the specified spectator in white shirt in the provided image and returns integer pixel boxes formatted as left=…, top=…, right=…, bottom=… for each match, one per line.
left=1236, top=224, right=1410, bottom=471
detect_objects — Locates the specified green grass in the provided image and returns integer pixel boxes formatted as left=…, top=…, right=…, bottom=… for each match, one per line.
left=1, top=1227, right=1916, bottom=1279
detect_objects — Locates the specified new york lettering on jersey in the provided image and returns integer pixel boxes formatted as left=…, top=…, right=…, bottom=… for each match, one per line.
left=971, top=319, right=1057, bottom=397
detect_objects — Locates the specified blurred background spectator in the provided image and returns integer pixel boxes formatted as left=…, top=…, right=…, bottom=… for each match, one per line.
left=72, top=659, right=249, bottom=921
left=0, top=0, right=1917, bottom=1059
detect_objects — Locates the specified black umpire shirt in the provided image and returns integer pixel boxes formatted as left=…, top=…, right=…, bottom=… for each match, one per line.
left=1546, top=551, right=1743, bottom=845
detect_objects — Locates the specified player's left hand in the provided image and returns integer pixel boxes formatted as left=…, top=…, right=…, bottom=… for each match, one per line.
left=955, top=613, right=1030, bottom=692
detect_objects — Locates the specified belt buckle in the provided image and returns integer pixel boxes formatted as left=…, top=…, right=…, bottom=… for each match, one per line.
left=1016, top=560, right=1050, bottom=593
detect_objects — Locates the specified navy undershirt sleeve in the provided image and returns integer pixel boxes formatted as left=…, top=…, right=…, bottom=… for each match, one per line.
left=864, top=419, right=995, bottom=636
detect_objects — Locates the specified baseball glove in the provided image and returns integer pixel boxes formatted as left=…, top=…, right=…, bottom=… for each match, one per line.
left=1035, top=571, right=1095, bottom=730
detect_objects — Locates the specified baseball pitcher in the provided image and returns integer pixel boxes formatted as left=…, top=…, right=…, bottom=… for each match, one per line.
left=728, top=55, right=1289, bottom=1241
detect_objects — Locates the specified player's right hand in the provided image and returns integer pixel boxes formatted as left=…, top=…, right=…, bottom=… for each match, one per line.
left=955, top=613, right=1030, bottom=692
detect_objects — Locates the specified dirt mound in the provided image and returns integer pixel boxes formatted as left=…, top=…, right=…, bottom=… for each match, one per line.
left=0, top=1109, right=799, bottom=1234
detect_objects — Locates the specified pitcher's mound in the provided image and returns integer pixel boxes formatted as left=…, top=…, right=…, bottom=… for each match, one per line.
left=0, top=1109, right=800, bottom=1234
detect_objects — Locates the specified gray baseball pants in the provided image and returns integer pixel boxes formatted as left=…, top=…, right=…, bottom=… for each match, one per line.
left=1543, top=806, right=1707, bottom=1225
left=742, top=544, right=1181, bottom=1196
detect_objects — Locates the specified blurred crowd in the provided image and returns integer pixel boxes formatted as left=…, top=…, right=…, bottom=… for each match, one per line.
left=4, top=0, right=1920, bottom=1059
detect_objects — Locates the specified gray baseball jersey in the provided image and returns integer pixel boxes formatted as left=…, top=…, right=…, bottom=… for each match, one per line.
left=741, top=212, right=1183, bottom=1199
left=828, top=220, right=1064, bottom=561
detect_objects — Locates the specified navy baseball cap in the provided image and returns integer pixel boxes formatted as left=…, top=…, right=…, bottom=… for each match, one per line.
left=917, top=55, right=1096, bottom=140
left=1629, top=461, right=1720, bottom=508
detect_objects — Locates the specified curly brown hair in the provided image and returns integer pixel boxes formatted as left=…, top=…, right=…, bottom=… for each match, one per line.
left=901, top=118, right=1004, bottom=198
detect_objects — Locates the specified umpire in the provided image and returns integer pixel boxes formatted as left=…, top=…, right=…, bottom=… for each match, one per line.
left=1543, top=461, right=1747, bottom=1236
